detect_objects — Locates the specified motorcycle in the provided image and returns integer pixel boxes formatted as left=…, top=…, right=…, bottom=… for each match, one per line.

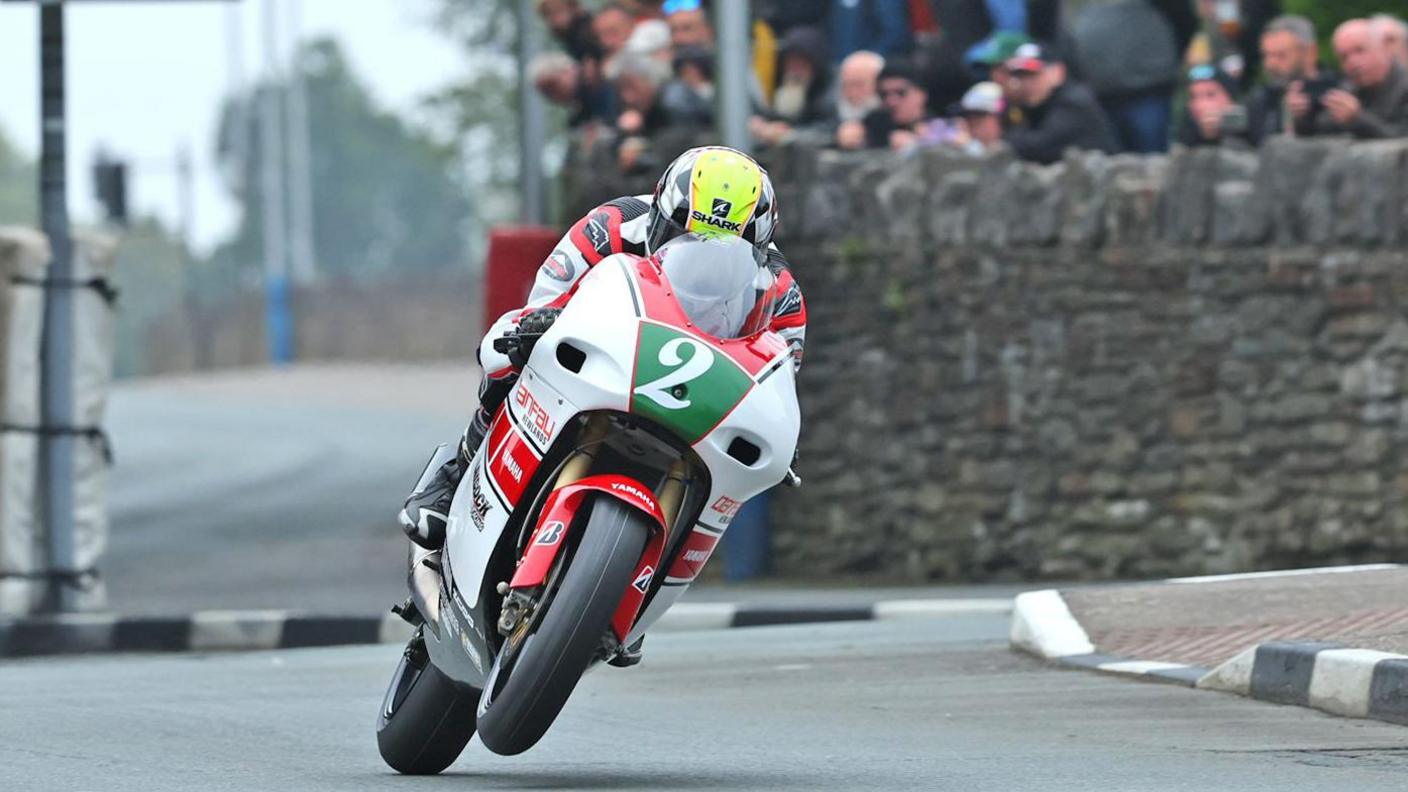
left=376, top=235, right=801, bottom=772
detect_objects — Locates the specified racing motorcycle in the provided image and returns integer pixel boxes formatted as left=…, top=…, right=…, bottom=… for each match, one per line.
left=375, top=235, right=801, bottom=773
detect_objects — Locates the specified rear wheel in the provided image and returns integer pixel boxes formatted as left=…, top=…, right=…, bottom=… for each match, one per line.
left=376, top=629, right=481, bottom=774
left=475, top=496, right=650, bottom=755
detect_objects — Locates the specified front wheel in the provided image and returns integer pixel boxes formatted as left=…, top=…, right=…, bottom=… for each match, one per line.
left=475, top=496, right=650, bottom=755
left=375, top=630, right=481, bottom=774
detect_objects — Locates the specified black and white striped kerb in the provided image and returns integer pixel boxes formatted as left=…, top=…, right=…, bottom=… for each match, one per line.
left=0, top=599, right=1013, bottom=659
left=1198, top=641, right=1408, bottom=726
left=0, top=612, right=404, bottom=659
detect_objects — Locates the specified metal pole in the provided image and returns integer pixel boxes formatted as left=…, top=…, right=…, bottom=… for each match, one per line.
left=715, top=0, right=751, bottom=152
left=260, top=0, right=292, bottom=364
left=516, top=0, right=546, bottom=224
left=37, top=0, right=78, bottom=613
left=284, top=0, right=317, bottom=283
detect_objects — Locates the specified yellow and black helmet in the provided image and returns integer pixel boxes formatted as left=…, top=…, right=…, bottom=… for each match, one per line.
left=645, top=146, right=779, bottom=256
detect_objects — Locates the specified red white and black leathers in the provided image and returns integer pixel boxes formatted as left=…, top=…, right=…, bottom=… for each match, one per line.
left=400, top=195, right=807, bottom=548
left=468, top=194, right=808, bottom=453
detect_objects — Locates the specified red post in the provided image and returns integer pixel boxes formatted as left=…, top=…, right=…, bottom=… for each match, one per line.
left=482, top=226, right=561, bottom=334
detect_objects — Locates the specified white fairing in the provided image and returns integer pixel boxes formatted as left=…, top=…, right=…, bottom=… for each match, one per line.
left=445, top=253, right=800, bottom=638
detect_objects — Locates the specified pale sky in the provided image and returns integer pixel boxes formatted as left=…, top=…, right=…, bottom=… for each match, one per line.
left=0, top=1, right=465, bottom=253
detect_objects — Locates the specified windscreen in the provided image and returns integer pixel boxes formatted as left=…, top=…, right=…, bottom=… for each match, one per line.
left=655, top=234, right=777, bottom=339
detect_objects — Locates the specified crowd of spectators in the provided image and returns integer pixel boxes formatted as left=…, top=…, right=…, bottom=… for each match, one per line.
left=529, top=1, right=1408, bottom=170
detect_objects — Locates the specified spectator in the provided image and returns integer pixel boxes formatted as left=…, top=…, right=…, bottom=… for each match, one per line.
left=661, top=46, right=716, bottom=129
left=608, top=50, right=677, bottom=171
left=1004, top=42, right=1117, bottom=163
left=623, top=18, right=673, bottom=65
left=536, top=0, right=601, bottom=63
left=966, top=30, right=1030, bottom=127
left=666, top=0, right=715, bottom=49
left=1247, top=15, right=1332, bottom=143
left=756, top=0, right=830, bottom=38
left=921, top=0, right=1012, bottom=113
left=1176, top=65, right=1245, bottom=147
left=837, top=50, right=885, bottom=122
left=831, top=0, right=913, bottom=64
left=859, top=59, right=960, bottom=151
left=593, top=3, right=638, bottom=70
left=751, top=27, right=836, bottom=146
left=1292, top=19, right=1408, bottom=140
left=834, top=50, right=886, bottom=149
left=530, top=51, right=612, bottom=127
left=950, top=81, right=1007, bottom=154
left=1371, top=14, right=1408, bottom=67
left=1071, top=0, right=1198, bottom=154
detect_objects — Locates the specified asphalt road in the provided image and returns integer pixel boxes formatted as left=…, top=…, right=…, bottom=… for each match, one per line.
left=5, top=614, right=1407, bottom=791
left=106, top=365, right=473, bottom=614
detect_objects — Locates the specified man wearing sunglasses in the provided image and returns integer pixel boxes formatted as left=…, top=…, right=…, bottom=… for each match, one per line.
left=858, top=59, right=959, bottom=151
left=1004, top=42, right=1117, bottom=164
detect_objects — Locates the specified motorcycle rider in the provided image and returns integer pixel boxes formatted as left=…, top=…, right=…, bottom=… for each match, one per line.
left=400, top=145, right=808, bottom=550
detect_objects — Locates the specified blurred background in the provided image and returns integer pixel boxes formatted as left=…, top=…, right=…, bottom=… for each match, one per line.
left=5, top=0, right=1408, bottom=619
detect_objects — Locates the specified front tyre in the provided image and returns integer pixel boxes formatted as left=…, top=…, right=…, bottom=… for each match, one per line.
left=376, top=630, right=480, bottom=774
left=475, top=496, right=650, bottom=756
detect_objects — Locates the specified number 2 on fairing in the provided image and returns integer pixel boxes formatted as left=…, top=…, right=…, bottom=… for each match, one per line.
left=632, top=337, right=714, bottom=410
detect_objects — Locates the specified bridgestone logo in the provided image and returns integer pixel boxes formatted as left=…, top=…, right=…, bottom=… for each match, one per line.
left=690, top=209, right=742, bottom=233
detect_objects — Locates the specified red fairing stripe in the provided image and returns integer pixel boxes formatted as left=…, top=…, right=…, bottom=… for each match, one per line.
left=612, top=526, right=666, bottom=641
left=487, top=424, right=541, bottom=507
left=665, top=527, right=722, bottom=581
left=509, top=474, right=667, bottom=590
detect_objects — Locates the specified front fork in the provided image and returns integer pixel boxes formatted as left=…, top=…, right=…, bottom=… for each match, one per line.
left=495, top=416, right=689, bottom=649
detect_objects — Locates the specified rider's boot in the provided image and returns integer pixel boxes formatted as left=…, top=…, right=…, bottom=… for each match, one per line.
left=398, top=413, right=487, bottom=549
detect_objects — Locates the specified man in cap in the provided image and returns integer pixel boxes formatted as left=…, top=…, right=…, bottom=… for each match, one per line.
left=1176, top=65, right=1246, bottom=147
left=951, top=81, right=1007, bottom=154
left=1003, top=42, right=1117, bottom=164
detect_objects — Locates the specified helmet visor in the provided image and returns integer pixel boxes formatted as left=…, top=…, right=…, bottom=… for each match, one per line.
left=656, top=234, right=776, bottom=340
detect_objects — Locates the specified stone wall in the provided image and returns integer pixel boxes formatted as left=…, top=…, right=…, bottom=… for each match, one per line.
left=138, top=274, right=482, bottom=376
left=733, top=138, right=1408, bottom=581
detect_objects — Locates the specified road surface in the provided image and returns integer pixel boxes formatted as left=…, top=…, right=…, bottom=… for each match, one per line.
left=4, top=614, right=1406, bottom=791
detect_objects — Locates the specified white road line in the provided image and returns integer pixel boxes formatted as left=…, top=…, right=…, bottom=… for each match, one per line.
left=1097, top=660, right=1190, bottom=675
left=1167, top=564, right=1401, bottom=584
left=1009, top=589, right=1095, bottom=658
left=873, top=598, right=1013, bottom=619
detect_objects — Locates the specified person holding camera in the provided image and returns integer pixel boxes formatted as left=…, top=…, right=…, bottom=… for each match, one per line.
left=1177, top=65, right=1247, bottom=147
left=1246, top=15, right=1335, bottom=142
left=1290, top=18, right=1408, bottom=139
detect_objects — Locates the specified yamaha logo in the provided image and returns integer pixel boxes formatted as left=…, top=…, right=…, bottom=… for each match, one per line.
left=711, top=198, right=732, bottom=218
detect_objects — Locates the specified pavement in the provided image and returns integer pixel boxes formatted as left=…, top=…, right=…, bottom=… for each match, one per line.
left=7, top=615, right=1408, bottom=791
left=1011, top=565, right=1408, bottom=728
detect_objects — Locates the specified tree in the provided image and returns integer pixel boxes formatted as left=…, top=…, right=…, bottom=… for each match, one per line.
left=0, top=126, right=37, bottom=227
left=1281, top=1, right=1408, bottom=65
left=208, top=37, right=472, bottom=286
left=421, top=0, right=526, bottom=240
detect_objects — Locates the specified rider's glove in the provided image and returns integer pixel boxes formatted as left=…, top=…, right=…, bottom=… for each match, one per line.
left=492, top=307, right=561, bottom=369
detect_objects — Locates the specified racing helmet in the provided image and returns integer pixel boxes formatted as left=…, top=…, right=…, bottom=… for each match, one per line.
left=645, top=146, right=779, bottom=256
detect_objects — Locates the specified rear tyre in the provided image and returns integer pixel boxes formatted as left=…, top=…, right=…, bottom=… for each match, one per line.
left=376, top=630, right=481, bottom=775
left=475, top=496, right=650, bottom=755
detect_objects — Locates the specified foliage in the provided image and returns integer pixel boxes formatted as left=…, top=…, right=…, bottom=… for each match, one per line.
left=208, top=37, right=471, bottom=287
left=420, top=0, right=526, bottom=239
left=110, top=218, right=192, bottom=377
left=1280, top=1, right=1408, bottom=65
left=0, top=126, right=37, bottom=227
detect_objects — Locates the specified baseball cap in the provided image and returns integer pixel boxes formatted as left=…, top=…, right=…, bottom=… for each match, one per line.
left=969, top=31, right=1032, bottom=67
left=1006, top=42, right=1061, bottom=73
left=959, top=81, right=1006, bottom=115
left=1187, top=63, right=1240, bottom=100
